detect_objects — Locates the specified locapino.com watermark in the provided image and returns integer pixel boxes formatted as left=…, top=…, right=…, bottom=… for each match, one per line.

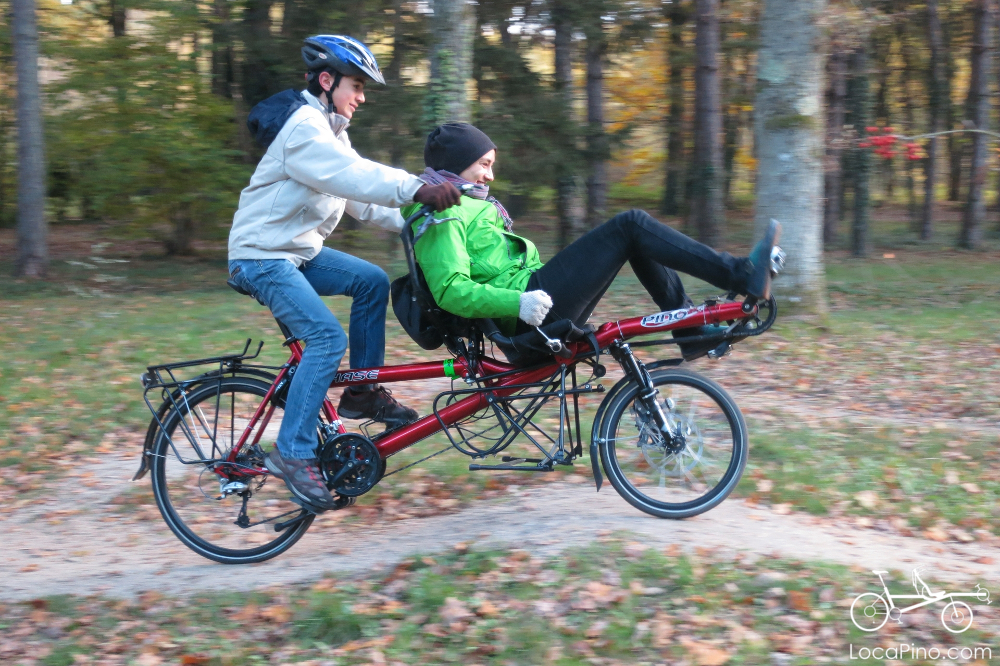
left=849, top=644, right=992, bottom=661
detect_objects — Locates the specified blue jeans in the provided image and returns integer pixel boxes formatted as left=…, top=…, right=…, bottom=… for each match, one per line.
left=228, top=248, right=390, bottom=459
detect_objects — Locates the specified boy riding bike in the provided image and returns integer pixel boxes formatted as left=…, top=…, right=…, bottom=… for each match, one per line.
left=227, top=35, right=461, bottom=511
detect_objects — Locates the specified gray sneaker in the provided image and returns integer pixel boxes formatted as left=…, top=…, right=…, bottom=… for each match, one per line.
left=264, top=449, right=337, bottom=511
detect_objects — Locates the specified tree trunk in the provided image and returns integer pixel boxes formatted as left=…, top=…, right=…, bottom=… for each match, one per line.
left=899, top=33, right=917, bottom=228
left=849, top=46, right=871, bottom=258
left=823, top=48, right=847, bottom=245
left=386, top=0, right=406, bottom=168
left=873, top=44, right=892, bottom=201
left=585, top=38, right=607, bottom=228
left=943, top=18, right=962, bottom=202
left=690, top=0, right=725, bottom=247
left=922, top=0, right=944, bottom=240
left=753, top=0, right=827, bottom=314
left=960, top=0, right=992, bottom=249
left=661, top=5, right=689, bottom=217
left=241, top=0, right=280, bottom=108
left=211, top=0, right=234, bottom=99
left=109, top=0, right=126, bottom=36
left=166, top=202, right=195, bottom=256
left=12, top=0, right=48, bottom=278
left=429, top=0, right=475, bottom=124
left=722, top=50, right=739, bottom=209
left=553, top=0, right=584, bottom=248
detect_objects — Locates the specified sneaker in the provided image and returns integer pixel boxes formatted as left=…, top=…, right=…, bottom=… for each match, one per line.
left=743, top=219, right=782, bottom=300
left=337, top=385, right=419, bottom=429
left=264, top=449, right=337, bottom=511
left=673, top=325, right=728, bottom=362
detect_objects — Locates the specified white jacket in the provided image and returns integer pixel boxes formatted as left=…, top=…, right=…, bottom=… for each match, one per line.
left=228, top=90, right=425, bottom=266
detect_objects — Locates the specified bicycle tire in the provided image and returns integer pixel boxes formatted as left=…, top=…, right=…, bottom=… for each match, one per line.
left=595, top=368, right=748, bottom=519
left=150, top=376, right=314, bottom=564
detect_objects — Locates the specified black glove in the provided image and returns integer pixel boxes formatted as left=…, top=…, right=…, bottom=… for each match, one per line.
left=413, top=182, right=462, bottom=211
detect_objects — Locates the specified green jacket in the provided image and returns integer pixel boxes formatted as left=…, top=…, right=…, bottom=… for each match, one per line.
left=403, top=197, right=542, bottom=335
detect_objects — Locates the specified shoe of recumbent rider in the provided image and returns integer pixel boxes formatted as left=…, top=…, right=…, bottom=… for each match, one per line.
left=337, top=385, right=419, bottom=429
left=672, top=324, right=728, bottom=362
left=743, top=219, right=782, bottom=300
left=264, top=449, right=337, bottom=511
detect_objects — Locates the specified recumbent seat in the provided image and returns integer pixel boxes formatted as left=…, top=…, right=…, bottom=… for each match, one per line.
left=390, top=223, right=592, bottom=367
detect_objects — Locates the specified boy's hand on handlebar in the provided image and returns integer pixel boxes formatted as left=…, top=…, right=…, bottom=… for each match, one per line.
left=413, top=182, right=462, bottom=211
left=519, top=290, right=552, bottom=327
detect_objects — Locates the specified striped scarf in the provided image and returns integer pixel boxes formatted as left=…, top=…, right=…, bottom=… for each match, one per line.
left=421, top=167, right=514, bottom=232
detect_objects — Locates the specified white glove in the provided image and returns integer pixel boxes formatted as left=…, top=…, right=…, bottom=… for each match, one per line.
left=518, top=290, right=553, bottom=327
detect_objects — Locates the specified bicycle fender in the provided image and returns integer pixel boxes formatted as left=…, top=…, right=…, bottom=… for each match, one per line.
left=587, top=361, right=679, bottom=493
left=590, top=440, right=603, bottom=492
left=589, top=373, right=635, bottom=493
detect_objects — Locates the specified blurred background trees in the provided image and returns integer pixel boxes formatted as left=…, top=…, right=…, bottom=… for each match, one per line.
left=2, top=0, right=999, bottom=292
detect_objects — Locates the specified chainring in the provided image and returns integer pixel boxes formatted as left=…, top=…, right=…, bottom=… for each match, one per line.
left=317, top=433, right=383, bottom=497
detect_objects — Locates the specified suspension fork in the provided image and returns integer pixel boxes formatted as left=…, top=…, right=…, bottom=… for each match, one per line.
left=609, top=341, right=675, bottom=437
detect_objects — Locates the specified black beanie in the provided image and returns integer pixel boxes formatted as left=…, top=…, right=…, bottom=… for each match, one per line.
left=424, top=123, right=497, bottom=175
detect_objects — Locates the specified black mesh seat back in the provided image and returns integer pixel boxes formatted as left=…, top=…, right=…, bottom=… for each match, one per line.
left=391, top=225, right=474, bottom=351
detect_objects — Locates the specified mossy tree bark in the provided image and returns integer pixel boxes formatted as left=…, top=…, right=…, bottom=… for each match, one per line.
left=753, top=0, right=827, bottom=315
left=429, top=0, right=475, bottom=124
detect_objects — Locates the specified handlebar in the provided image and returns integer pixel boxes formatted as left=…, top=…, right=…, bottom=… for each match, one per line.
left=404, top=183, right=476, bottom=225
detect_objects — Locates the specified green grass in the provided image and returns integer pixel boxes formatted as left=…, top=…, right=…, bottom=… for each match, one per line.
left=2, top=540, right=995, bottom=665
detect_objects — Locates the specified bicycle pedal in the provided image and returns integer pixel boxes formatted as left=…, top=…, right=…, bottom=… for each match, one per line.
left=707, top=342, right=733, bottom=359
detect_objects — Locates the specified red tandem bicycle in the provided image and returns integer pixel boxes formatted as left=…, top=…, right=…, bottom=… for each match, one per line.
left=134, top=205, right=785, bottom=564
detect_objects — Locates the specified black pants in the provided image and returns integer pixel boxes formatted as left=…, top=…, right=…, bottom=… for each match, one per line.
left=520, top=209, right=748, bottom=332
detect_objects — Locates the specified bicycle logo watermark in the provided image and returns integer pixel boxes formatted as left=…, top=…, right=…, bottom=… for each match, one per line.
left=850, top=568, right=992, bottom=634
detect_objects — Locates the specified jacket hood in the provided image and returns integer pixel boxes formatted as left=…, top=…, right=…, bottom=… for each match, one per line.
left=246, top=89, right=352, bottom=150
left=247, top=90, right=307, bottom=149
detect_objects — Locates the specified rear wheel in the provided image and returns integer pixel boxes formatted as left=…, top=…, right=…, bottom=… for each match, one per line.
left=596, top=368, right=747, bottom=519
left=150, top=376, right=314, bottom=564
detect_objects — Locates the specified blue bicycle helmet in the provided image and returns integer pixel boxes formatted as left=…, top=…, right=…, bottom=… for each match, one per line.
left=302, top=35, right=385, bottom=85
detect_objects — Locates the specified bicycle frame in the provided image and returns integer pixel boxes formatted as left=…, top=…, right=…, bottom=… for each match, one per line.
left=206, top=299, right=758, bottom=477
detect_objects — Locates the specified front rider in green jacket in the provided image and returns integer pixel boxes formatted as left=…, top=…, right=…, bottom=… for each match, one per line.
left=404, top=123, right=781, bottom=359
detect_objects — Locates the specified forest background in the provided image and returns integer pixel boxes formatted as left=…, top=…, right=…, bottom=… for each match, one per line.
left=4, top=0, right=1000, bottom=302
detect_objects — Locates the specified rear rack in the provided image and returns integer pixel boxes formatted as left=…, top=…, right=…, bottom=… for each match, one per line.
left=140, top=339, right=272, bottom=466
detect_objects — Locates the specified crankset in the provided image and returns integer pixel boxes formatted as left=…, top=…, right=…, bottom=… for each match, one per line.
left=317, top=433, right=384, bottom=497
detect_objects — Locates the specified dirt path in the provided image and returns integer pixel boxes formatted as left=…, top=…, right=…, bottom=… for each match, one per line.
left=2, top=451, right=997, bottom=602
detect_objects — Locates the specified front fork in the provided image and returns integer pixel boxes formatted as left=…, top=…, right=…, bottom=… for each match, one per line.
left=609, top=341, right=675, bottom=438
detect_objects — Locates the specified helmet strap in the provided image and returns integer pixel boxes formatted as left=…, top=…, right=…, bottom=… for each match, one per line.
left=324, top=71, right=343, bottom=115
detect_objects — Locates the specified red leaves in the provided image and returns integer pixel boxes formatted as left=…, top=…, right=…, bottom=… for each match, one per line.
left=856, top=126, right=918, bottom=159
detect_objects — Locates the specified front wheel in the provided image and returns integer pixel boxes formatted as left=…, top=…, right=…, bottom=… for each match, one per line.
left=150, top=376, right=314, bottom=564
left=595, top=368, right=748, bottom=519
